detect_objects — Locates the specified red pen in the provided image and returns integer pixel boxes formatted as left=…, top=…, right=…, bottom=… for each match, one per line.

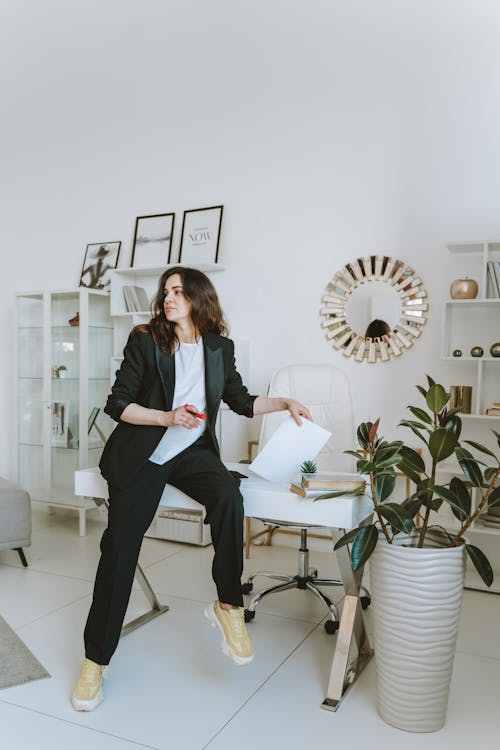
left=184, top=404, right=206, bottom=420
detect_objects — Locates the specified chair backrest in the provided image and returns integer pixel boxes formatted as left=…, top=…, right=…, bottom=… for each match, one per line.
left=258, top=364, right=355, bottom=472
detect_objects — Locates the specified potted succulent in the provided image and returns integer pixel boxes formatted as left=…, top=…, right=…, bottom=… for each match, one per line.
left=300, top=459, right=317, bottom=483
left=333, top=376, right=500, bottom=733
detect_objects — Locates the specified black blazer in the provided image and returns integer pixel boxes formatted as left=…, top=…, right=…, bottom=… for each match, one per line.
left=99, top=330, right=256, bottom=488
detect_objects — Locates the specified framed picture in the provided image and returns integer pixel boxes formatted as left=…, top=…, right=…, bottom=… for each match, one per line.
left=51, top=400, right=69, bottom=447
left=131, top=213, right=175, bottom=268
left=79, top=241, right=121, bottom=291
left=87, top=407, right=100, bottom=434
left=179, top=205, right=223, bottom=265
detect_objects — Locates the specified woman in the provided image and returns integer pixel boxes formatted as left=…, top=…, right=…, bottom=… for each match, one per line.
left=72, top=266, right=311, bottom=711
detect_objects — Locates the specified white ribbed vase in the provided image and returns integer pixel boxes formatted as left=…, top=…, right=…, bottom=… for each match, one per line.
left=369, top=535, right=465, bottom=732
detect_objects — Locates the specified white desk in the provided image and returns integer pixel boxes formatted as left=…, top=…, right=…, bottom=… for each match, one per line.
left=75, top=466, right=373, bottom=711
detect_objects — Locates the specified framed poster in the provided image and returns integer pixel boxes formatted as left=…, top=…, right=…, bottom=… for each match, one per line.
left=178, top=205, right=223, bottom=265
left=79, top=241, right=121, bottom=291
left=131, top=213, right=175, bottom=267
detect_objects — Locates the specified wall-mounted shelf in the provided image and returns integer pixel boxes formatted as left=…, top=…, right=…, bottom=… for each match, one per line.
left=442, top=241, right=500, bottom=592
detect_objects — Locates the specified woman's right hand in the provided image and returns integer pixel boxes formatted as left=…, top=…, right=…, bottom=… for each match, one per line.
left=163, top=405, right=201, bottom=429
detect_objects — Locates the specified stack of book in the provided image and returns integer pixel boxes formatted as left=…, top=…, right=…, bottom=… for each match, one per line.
left=122, top=285, right=150, bottom=312
left=487, top=261, right=500, bottom=298
left=289, top=473, right=366, bottom=499
left=485, top=402, right=500, bottom=416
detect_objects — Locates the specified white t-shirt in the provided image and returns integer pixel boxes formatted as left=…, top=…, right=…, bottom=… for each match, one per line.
left=149, top=339, right=207, bottom=465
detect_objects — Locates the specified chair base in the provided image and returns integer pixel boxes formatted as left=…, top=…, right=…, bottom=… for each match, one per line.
left=242, top=528, right=344, bottom=632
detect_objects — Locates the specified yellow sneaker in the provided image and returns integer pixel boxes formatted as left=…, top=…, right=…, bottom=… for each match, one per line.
left=205, top=600, right=254, bottom=666
left=71, top=658, right=105, bottom=711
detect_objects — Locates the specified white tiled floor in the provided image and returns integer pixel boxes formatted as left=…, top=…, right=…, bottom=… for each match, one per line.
left=1, top=507, right=499, bottom=750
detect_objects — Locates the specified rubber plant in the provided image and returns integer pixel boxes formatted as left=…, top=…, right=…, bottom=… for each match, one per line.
left=332, top=376, right=500, bottom=586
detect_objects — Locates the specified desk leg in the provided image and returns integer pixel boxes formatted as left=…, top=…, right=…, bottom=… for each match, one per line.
left=93, top=497, right=169, bottom=637
left=321, top=544, right=373, bottom=712
left=121, top=562, right=169, bottom=637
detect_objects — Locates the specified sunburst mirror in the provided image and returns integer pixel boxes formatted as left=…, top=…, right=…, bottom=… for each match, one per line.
left=320, top=256, right=428, bottom=363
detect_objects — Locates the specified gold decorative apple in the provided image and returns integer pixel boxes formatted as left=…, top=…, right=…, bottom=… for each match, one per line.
left=450, top=277, right=478, bottom=299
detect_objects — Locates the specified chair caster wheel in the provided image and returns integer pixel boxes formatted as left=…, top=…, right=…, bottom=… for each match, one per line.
left=308, top=568, right=318, bottom=578
left=244, top=609, right=255, bottom=623
left=324, top=619, right=339, bottom=635
left=241, top=582, right=253, bottom=595
left=360, top=596, right=371, bottom=610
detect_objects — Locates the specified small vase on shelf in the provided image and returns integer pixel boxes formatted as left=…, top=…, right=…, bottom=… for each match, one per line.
left=450, top=278, right=478, bottom=300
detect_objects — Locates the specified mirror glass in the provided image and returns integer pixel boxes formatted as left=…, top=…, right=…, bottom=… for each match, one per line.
left=345, top=281, right=402, bottom=336
left=320, top=256, right=428, bottom=363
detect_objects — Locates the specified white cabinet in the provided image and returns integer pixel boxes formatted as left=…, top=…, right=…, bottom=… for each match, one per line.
left=443, top=242, right=500, bottom=417
left=16, top=289, right=113, bottom=535
left=441, top=242, right=500, bottom=592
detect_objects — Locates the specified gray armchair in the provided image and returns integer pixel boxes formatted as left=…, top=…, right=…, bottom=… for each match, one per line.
left=0, top=478, right=31, bottom=566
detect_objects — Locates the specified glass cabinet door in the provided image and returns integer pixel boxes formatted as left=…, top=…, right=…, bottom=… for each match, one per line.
left=86, top=292, right=113, bottom=466
left=49, top=292, right=82, bottom=499
left=17, top=293, right=45, bottom=495
left=17, top=288, right=113, bottom=505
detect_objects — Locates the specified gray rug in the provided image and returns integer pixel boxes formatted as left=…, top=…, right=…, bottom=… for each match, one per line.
left=0, top=615, right=50, bottom=689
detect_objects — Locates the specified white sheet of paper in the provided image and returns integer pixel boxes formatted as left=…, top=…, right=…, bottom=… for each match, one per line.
left=249, top=416, right=332, bottom=482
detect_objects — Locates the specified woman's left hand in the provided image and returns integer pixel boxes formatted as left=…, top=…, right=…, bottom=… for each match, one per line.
left=287, top=399, right=312, bottom=426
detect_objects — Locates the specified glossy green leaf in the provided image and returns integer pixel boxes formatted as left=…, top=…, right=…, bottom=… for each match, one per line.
left=333, top=527, right=363, bottom=551
left=416, top=384, right=427, bottom=399
left=312, top=487, right=365, bottom=501
left=433, top=484, right=468, bottom=521
left=445, top=406, right=466, bottom=419
left=408, top=406, right=433, bottom=424
left=484, top=467, right=499, bottom=482
left=426, top=375, right=436, bottom=388
left=351, top=525, right=379, bottom=571
left=398, top=445, right=425, bottom=484
left=426, top=384, right=448, bottom=414
left=414, top=477, right=441, bottom=510
left=373, top=444, right=399, bottom=462
left=358, top=460, right=373, bottom=474
left=449, top=476, right=471, bottom=518
left=416, top=477, right=434, bottom=503
left=400, top=419, right=431, bottom=431
left=460, top=460, right=484, bottom=486
left=464, top=440, right=497, bottom=459
left=356, top=459, right=372, bottom=475
left=375, top=453, right=403, bottom=469
left=374, top=472, right=396, bottom=502
left=465, top=544, right=494, bottom=587
left=401, top=496, right=423, bottom=518
left=428, top=429, right=458, bottom=462
left=488, top=486, right=500, bottom=509
left=443, top=415, right=462, bottom=440
left=357, top=422, right=372, bottom=449
left=344, top=450, right=364, bottom=459
left=398, top=421, right=429, bottom=444
left=491, top=429, right=500, bottom=449
left=455, top=448, right=484, bottom=487
left=379, top=503, right=414, bottom=534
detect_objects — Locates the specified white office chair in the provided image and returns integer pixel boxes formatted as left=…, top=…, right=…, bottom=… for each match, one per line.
left=242, top=363, right=369, bottom=633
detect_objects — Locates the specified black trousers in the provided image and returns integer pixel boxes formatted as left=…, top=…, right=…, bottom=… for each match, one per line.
left=84, top=435, right=244, bottom=665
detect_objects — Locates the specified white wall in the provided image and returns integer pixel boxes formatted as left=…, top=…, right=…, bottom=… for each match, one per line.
left=2, top=0, right=500, bottom=478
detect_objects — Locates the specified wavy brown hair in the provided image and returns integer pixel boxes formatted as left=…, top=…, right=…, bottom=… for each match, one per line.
left=133, top=266, right=228, bottom=353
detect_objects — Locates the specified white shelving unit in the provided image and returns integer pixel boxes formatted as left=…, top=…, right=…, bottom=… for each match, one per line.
left=16, top=288, right=113, bottom=535
left=441, top=242, right=500, bottom=592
